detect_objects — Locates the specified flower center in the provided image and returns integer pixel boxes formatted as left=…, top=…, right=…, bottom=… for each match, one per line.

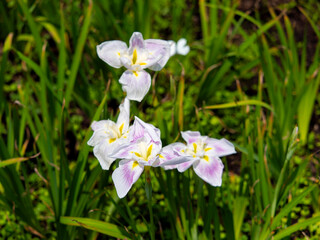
left=131, top=142, right=154, bottom=162
left=130, top=48, right=147, bottom=68
left=184, top=141, right=212, bottom=161
left=108, top=123, right=126, bottom=144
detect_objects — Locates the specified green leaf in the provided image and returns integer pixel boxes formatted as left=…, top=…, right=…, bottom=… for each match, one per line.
left=271, top=185, right=316, bottom=230
left=204, top=99, right=273, bottom=112
left=273, top=215, right=320, bottom=240
left=0, top=153, right=40, bottom=168
left=60, top=216, right=132, bottom=239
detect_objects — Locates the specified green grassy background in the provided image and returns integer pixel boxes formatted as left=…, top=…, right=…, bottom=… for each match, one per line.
left=0, top=0, right=320, bottom=239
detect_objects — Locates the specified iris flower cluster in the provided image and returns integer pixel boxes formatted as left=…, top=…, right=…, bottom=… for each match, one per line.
left=88, top=32, right=236, bottom=198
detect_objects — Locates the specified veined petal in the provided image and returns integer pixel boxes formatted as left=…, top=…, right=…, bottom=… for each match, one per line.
left=87, top=120, right=117, bottom=146
left=112, top=160, right=144, bottom=198
left=109, top=143, right=137, bottom=160
left=119, top=70, right=151, bottom=102
left=93, top=142, right=117, bottom=170
left=145, top=39, right=171, bottom=71
left=156, top=142, right=185, bottom=168
left=193, top=156, right=224, bottom=186
left=128, top=32, right=144, bottom=52
left=97, top=40, right=128, bottom=68
left=130, top=117, right=161, bottom=145
left=205, top=138, right=236, bottom=157
left=177, top=159, right=196, bottom=172
left=181, top=131, right=201, bottom=145
left=90, top=120, right=114, bottom=131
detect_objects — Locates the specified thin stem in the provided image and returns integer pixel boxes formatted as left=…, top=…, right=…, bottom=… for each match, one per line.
left=145, top=166, right=155, bottom=240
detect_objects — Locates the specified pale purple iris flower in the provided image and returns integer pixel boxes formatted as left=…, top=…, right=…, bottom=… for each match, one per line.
left=159, top=131, right=236, bottom=186
left=87, top=98, right=130, bottom=170
left=110, top=117, right=163, bottom=198
left=97, top=32, right=170, bottom=102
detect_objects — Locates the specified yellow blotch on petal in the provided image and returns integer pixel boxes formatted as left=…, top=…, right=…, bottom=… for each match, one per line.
left=146, top=144, right=153, bottom=159
left=132, top=161, right=139, bottom=169
left=159, top=154, right=164, bottom=159
left=139, top=62, right=147, bottom=65
left=109, top=138, right=116, bottom=144
left=119, top=123, right=124, bottom=134
left=203, top=155, right=209, bottom=162
left=205, top=147, right=212, bottom=152
left=132, top=49, right=137, bottom=64
left=117, top=52, right=120, bottom=56
left=133, top=71, right=138, bottom=77
left=133, top=152, right=142, bottom=158
left=193, top=143, right=197, bottom=153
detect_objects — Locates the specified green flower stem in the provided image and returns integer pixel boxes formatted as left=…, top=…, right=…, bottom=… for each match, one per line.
left=145, top=166, right=155, bottom=240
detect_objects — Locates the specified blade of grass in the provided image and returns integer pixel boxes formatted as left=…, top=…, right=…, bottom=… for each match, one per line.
left=65, top=0, right=92, bottom=108
left=0, top=153, right=40, bottom=168
left=203, top=99, right=273, bottom=111
left=273, top=215, right=320, bottom=240
left=60, top=216, right=132, bottom=239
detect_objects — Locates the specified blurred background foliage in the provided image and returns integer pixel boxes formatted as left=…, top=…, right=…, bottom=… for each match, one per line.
left=0, top=0, right=320, bottom=239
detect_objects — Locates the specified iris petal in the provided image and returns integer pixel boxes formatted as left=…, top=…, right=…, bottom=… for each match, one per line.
left=119, top=70, right=151, bottom=102
left=96, top=40, right=128, bottom=68
left=193, top=156, right=224, bottom=186
left=181, top=131, right=201, bottom=145
left=205, top=138, right=236, bottom=157
left=112, top=160, right=144, bottom=198
left=145, top=39, right=171, bottom=71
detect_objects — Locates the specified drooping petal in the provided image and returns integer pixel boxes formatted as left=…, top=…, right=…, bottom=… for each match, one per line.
left=193, top=156, right=224, bottom=186
left=145, top=39, right=171, bottom=71
left=96, top=40, right=128, bottom=68
left=92, top=142, right=117, bottom=170
left=205, top=138, right=236, bottom=157
left=157, top=143, right=192, bottom=169
left=112, top=160, right=144, bottom=198
left=181, top=131, right=201, bottom=145
left=176, top=38, right=190, bottom=56
left=87, top=120, right=117, bottom=146
left=177, top=159, right=196, bottom=172
left=109, top=142, right=137, bottom=160
left=128, top=32, right=145, bottom=52
left=155, top=142, right=185, bottom=167
left=119, top=70, right=151, bottom=102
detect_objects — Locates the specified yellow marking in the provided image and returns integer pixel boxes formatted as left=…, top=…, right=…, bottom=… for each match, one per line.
left=109, top=138, right=116, bottom=144
left=139, top=62, right=147, bottom=65
left=159, top=154, right=164, bottom=159
left=203, top=155, right=209, bottom=162
left=119, top=123, right=124, bottom=134
left=132, top=161, right=139, bottom=169
left=146, top=144, right=153, bottom=159
left=133, top=152, right=142, bottom=158
left=181, top=149, right=184, bottom=153
left=205, top=147, right=212, bottom=152
left=133, top=71, right=138, bottom=77
left=117, top=52, right=120, bottom=56
left=193, top=143, right=197, bottom=153
left=132, top=49, right=137, bottom=64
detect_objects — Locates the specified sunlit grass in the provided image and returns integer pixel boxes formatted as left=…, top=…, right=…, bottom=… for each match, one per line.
left=0, top=0, right=319, bottom=239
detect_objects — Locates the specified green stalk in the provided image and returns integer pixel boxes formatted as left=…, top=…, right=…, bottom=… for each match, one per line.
left=145, top=166, right=155, bottom=240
